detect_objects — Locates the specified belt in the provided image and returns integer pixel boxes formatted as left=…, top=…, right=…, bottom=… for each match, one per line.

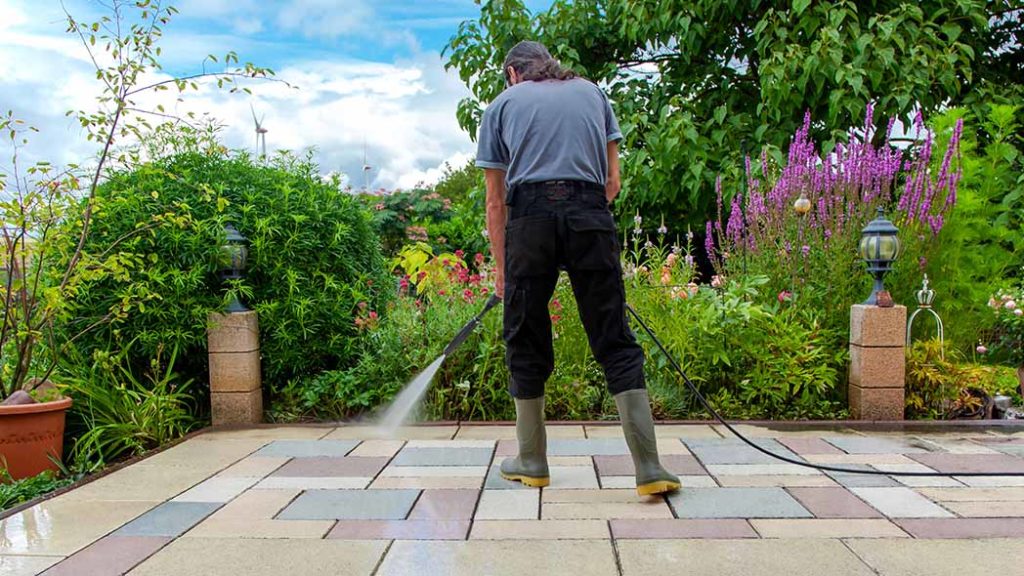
left=515, top=179, right=603, bottom=193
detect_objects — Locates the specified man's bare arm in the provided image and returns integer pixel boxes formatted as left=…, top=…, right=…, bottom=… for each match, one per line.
left=606, top=140, right=621, bottom=203
left=484, top=168, right=508, bottom=299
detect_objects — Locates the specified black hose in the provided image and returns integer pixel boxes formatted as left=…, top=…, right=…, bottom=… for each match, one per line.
left=625, top=303, right=1024, bottom=477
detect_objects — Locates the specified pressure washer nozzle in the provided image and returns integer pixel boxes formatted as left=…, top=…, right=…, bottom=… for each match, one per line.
left=442, top=294, right=501, bottom=357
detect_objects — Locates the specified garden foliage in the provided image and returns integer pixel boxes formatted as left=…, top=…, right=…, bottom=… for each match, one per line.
left=58, top=151, right=391, bottom=387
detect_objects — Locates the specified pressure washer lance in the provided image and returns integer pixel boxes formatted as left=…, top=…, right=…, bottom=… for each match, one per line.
left=624, top=304, right=1024, bottom=477
left=444, top=294, right=502, bottom=356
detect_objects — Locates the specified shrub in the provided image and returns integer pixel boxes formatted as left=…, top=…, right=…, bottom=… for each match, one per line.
left=58, top=151, right=391, bottom=387
left=905, top=338, right=1020, bottom=419
left=0, top=470, right=78, bottom=512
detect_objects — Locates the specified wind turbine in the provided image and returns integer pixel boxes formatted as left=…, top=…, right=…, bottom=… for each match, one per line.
left=250, top=104, right=268, bottom=158
left=362, top=139, right=373, bottom=191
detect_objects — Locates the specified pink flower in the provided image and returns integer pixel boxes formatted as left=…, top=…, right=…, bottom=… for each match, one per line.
left=1006, top=300, right=1017, bottom=310
left=368, top=310, right=378, bottom=320
left=551, top=298, right=562, bottom=312
left=462, top=289, right=475, bottom=302
left=455, top=249, right=465, bottom=259
left=1015, top=308, right=1023, bottom=317
left=474, top=252, right=485, bottom=265
left=711, top=275, right=723, bottom=288
left=976, top=344, right=988, bottom=354
left=778, top=290, right=793, bottom=302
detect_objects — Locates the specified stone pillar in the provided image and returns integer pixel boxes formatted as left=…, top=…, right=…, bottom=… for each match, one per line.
left=849, top=304, right=907, bottom=420
left=208, top=311, right=263, bottom=425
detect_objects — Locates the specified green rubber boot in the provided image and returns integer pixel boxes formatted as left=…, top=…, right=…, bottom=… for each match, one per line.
left=615, top=389, right=681, bottom=496
left=499, top=396, right=550, bottom=487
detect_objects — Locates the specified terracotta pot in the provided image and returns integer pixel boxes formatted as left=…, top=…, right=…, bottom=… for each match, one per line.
left=0, top=397, right=72, bottom=481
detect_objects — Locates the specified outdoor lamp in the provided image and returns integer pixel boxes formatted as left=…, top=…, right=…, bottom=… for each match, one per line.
left=859, top=207, right=901, bottom=305
left=220, top=223, right=249, bottom=312
left=793, top=194, right=811, bottom=216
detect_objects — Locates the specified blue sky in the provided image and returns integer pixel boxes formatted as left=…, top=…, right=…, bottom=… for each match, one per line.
left=0, top=0, right=552, bottom=188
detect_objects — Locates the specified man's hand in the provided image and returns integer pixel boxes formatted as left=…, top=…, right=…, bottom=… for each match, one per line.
left=484, top=168, right=508, bottom=300
left=606, top=140, right=621, bottom=204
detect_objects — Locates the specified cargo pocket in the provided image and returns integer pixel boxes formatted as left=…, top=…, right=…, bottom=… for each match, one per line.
left=502, top=286, right=527, bottom=344
left=566, top=209, right=620, bottom=271
left=505, top=214, right=557, bottom=278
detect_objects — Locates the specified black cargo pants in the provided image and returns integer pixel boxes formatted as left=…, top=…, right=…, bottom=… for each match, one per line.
left=503, top=180, right=646, bottom=399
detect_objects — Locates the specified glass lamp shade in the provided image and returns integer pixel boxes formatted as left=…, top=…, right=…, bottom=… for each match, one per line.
left=221, top=223, right=249, bottom=279
left=858, top=233, right=901, bottom=263
left=793, top=195, right=812, bottom=216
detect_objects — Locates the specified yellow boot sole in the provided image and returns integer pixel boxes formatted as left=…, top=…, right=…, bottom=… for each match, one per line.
left=637, top=480, right=681, bottom=496
left=500, top=471, right=550, bottom=488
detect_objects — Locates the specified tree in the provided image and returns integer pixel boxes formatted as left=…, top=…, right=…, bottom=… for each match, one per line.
left=445, top=0, right=1023, bottom=229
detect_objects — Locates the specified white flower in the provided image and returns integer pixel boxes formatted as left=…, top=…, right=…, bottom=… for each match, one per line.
left=658, top=225, right=668, bottom=235
left=976, top=344, right=988, bottom=354
left=634, top=212, right=642, bottom=226
left=1006, top=300, right=1017, bottom=310
left=481, top=229, right=489, bottom=238
left=1015, top=308, right=1023, bottom=317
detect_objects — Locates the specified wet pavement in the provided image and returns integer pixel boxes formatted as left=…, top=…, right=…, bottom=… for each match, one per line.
left=3, top=423, right=1024, bottom=575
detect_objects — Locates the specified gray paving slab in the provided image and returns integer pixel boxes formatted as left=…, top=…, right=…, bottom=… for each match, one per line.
left=667, top=487, right=812, bottom=518
left=392, top=447, right=494, bottom=467
left=115, top=502, right=221, bottom=537
left=685, top=438, right=802, bottom=465
left=277, top=489, right=420, bottom=520
left=824, top=436, right=932, bottom=454
left=824, top=464, right=901, bottom=487
left=254, top=439, right=359, bottom=458
left=547, top=439, right=630, bottom=456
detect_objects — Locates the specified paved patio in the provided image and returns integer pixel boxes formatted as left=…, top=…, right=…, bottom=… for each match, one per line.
left=3, top=423, right=1024, bottom=575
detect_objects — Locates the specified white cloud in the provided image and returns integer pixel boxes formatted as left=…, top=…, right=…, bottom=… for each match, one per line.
left=0, top=1, right=476, bottom=190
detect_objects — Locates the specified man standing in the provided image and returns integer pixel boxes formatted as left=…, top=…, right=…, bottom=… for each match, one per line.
left=476, top=41, right=680, bottom=496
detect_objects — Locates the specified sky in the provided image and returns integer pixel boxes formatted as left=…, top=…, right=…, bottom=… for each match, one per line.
left=0, top=0, right=551, bottom=190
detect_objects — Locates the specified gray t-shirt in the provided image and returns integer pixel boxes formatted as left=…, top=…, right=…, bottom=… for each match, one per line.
left=475, top=78, right=622, bottom=188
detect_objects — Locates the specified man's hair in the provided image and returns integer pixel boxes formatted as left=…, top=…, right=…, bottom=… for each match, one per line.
left=502, top=41, right=578, bottom=85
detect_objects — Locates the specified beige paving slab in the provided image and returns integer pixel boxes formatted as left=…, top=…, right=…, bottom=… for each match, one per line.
left=193, top=426, right=332, bottom=441
left=751, top=519, right=910, bottom=538
left=586, top=424, right=720, bottom=439
left=455, top=425, right=518, bottom=439
left=547, top=466, right=600, bottom=489
left=377, top=540, right=618, bottom=576
left=715, top=475, right=838, bottom=488
left=216, top=456, right=289, bottom=478
left=324, top=425, right=458, bottom=440
left=474, top=490, right=539, bottom=520
left=55, top=464, right=213, bottom=502
left=549, top=456, right=593, bottom=466
left=892, top=475, right=965, bottom=488
left=545, top=425, right=588, bottom=439
left=0, top=498, right=158, bottom=556
left=918, top=487, right=1024, bottom=502
left=379, top=466, right=487, bottom=477
left=172, top=476, right=259, bottom=502
left=136, top=438, right=269, bottom=468
left=0, top=554, right=62, bottom=575
left=369, top=476, right=483, bottom=490
left=127, top=537, right=388, bottom=576
left=844, top=538, right=1024, bottom=576
left=914, top=438, right=1000, bottom=454
left=955, top=476, right=1024, bottom=487
left=185, top=517, right=334, bottom=539
left=406, top=439, right=495, bottom=448
left=712, top=425, right=858, bottom=439
left=602, top=475, right=718, bottom=489
left=255, top=476, right=372, bottom=490
left=804, top=454, right=918, bottom=466
left=543, top=501, right=673, bottom=520
left=348, top=440, right=405, bottom=457
left=470, top=520, right=610, bottom=540
left=204, top=489, right=301, bottom=520
left=543, top=489, right=661, bottom=504
left=617, top=538, right=877, bottom=576
left=706, top=464, right=822, bottom=476
left=943, top=501, right=1024, bottom=517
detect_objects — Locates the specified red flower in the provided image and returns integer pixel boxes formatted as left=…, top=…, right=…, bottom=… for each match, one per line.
left=474, top=253, right=485, bottom=265
left=455, top=249, right=465, bottom=259
left=368, top=310, right=378, bottom=320
left=551, top=298, right=563, bottom=312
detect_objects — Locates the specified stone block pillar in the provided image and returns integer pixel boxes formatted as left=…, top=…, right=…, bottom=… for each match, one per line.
left=849, top=304, right=907, bottom=420
left=208, top=311, right=263, bottom=425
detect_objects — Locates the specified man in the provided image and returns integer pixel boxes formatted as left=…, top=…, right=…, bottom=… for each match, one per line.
left=476, top=41, right=680, bottom=496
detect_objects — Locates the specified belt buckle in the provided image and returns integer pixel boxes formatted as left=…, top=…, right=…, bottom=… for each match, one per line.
left=546, top=181, right=571, bottom=201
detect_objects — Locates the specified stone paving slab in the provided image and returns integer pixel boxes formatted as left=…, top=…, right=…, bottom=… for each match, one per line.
left=594, top=454, right=705, bottom=476
left=391, top=447, right=493, bottom=466
left=377, top=540, right=619, bottom=576
left=668, top=488, right=812, bottom=519
left=824, top=436, right=932, bottom=454
left=216, top=455, right=289, bottom=478
left=255, top=476, right=371, bottom=490
left=407, top=489, right=480, bottom=520
left=686, top=438, right=802, bottom=465
left=474, top=490, right=538, bottom=520
left=849, top=487, right=954, bottom=518
left=115, top=502, right=221, bottom=537
left=715, top=475, right=838, bottom=487
left=0, top=498, right=159, bottom=556
left=844, top=538, right=1024, bottom=576
left=370, top=476, right=483, bottom=489
left=750, top=518, right=908, bottom=538
left=39, top=536, right=170, bottom=576
left=127, top=537, right=389, bottom=576
left=543, top=501, right=674, bottom=520
left=277, top=489, right=420, bottom=520
left=611, top=519, right=758, bottom=539
left=469, top=520, right=610, bottom=540
left=171, top=476, right=258, bottom=502
left=272, top=456, right=389, bottom=478
left=254, top=439, right=359, bottom=458
left=616, top=539, right=877, bottom=576
left=943, top=500, right=1024, bottom=517
left=894, top=517, right=1024, bottom=538
left=547, top=438, right=631, bottom=456
left=786, top=487, right=882, bottom=518
left=0, top=555, right=61, bottom=576
left=328, top=520, right=471, bottom=540
left=910, top=453, right=1024, bottom=474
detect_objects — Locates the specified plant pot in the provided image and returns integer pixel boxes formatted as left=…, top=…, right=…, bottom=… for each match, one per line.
left=0, top=397, right=72, bottom=481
